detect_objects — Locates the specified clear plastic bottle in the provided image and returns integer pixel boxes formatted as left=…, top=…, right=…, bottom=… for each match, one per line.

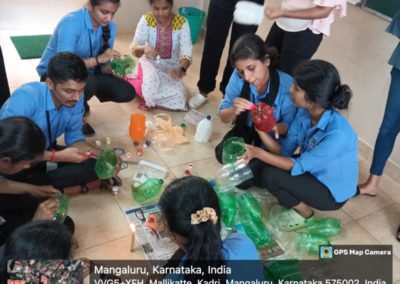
left=132, top=178, right=164, bottom=204
left=215, top=159, right=253, bottom=190
left=53, top=193, right=69, bottom=223
left=194, top=115, right=213, bottom=143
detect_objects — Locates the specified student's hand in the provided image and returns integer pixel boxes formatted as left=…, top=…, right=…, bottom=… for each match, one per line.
left=98, top=48, right=121, bottom=64
left=264, top=7, right=284, bottom=20
left=55, top=147, right=90, bottom=164
left=242, top=144, right=261, bottom=163
left=144, top=45, right=158, bottom=59
left=232, top=98, right=254, bottom=115
left=169, top=69, right=184, bottom=80
left=32, top=198, right=59, bottom=221
left=29, top=185, right=60, bottom=198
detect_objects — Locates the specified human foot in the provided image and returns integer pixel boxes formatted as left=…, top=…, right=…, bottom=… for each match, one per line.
left=358, top=175, right=380, bottom=196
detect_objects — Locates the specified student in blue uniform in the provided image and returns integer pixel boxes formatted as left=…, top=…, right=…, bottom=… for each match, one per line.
left=159, top=176, right=263, bottom=282
left=1, top=52, right=115, bottom=197
left=215, top=33, right=296, bottom=164
left=37, top=0, right=136, bottom=135
left=242, top=60, right=358, bottom=231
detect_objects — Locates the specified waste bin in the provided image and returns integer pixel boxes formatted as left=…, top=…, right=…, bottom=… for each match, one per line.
left=178, top=7, right=206, bottom=44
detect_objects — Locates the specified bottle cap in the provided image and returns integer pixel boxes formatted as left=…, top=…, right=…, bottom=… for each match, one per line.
left=112, top=186, right=119, bottom=195
left=206, top=115, right=212, bottom=120
left=180, top=123, right=186, bottom=129
left=247, top=103, right=255, bottom=111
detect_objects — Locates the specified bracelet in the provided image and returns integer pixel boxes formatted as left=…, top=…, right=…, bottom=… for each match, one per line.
left=50, top=149, right=56, bottom=163
left=95, top=56, right=100, bottom=65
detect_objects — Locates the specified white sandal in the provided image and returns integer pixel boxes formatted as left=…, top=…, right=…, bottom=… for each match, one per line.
left=277, top=209, right=314, bottom=232
left=188, top=93, right=207, bottom=109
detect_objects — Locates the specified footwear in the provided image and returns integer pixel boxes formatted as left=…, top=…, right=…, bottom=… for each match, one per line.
left=188, top=92, right=207, bottom=109
left=277, top=208, right=314, bottom=232
left=397, top=225, right=400, bottom=242
left=82, top=121, right=95, bottom=136
left=356, top=186, right=377, bottom=197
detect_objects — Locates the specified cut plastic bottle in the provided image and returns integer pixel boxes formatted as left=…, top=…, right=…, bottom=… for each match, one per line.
left=216, top=190, right=237, bottom=227
left=236, top=192, right=263, bottom=222
left=296, top=233, right=330, bottom=256
left=94, top=149, right=119, bottom=180
left=250, top=102, right=276, bottom=132
left=132, top=178, right=164, bottom=204
left=215, top=159, right=253, bottom=190
left=53, top=193, right=69, bottom=223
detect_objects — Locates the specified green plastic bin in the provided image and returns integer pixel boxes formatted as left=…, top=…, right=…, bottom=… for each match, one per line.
left=178, top=7, right=206, bottom=44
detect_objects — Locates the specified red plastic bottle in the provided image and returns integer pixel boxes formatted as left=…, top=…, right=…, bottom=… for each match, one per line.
left=250, top=102, right=276, bottom=132
left=129, top=113, right=146, bottom=145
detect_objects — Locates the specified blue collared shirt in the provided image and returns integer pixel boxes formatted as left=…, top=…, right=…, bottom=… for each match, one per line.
left=281, top=108, right=358, bottom=202
left=36, top=8, right=117, bottom=76
left=0, top=82, right=85, bottom=149
left=218, top=69, right=297, bottom=128
left=386, top=10, right=400, bottom=70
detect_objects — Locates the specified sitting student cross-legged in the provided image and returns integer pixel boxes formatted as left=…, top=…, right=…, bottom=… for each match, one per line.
left=242, top=60, right=358, bottom=231
left=0, top=52, right=121, bottom=197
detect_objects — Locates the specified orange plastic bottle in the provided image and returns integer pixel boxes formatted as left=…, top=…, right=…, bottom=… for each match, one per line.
left=129, top=113, right=146, bottom=145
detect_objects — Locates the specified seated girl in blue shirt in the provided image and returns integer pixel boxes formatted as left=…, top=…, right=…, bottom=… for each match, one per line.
left=242, top=60, right=358, bottom=231
left=215, top=34, right=297, bottom=165
left=159, top=176, right=263, bottom=282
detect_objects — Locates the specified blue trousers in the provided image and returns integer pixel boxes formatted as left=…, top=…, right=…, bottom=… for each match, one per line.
left=370, top=66, right=400, bottom=175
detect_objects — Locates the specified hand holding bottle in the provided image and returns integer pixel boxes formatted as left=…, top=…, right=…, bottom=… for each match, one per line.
left=32, top=198, right=59, bottom=221
left=232, top=98, right=254, bottom=115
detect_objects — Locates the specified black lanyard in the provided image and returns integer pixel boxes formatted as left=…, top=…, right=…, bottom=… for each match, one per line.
left=45, top=89, right=60, bottom=150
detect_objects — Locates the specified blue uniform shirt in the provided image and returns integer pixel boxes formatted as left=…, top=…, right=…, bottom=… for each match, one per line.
left=386, top=10, right=400, bottom=70
left=0, top=82, right=85, bottom=149
left=281, top=108, right=358, bottom=202
left=164, top=233, right=263, bottom=282
left=218, top=69, right=297, bottom=128
left=37, top=8, right=117, bottom=76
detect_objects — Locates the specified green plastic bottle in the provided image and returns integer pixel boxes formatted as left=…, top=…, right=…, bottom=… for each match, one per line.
left=111, top=56, right=135, bottom=76
left=296, top=233, right=330, bottom=256
left=236, top=192, right=263, bottom=222
left=240, top=213, right=271, bottom=248
left=305, top=218, right=341, bottom=237
left=222, top=136, right=245, bottom=165
left=53, top=193, right=69, bottom=223
left=216, top=190, right=237, bottom=227
left=132, top=178, right=164, bottom=204
left=94, top=149, right=118, bottom=180
left=267, top=259, right=302, bottom=282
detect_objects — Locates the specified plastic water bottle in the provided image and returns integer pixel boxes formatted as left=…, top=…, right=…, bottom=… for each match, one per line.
left=239, top=213, right=271, bottom=248
left=250, top=102, right=276, bottom=132
left=194, top=115, right=213, bottom=143
left=305, top=218, right=341, bottom=237
left=233, top=1, right=264, bottom=26
left=132, top=178, right=164, bottom=204
left=296, top=233, right=330, bottom=256
left=236, top=192, right=263, bottom=222
left=215, top=159, right=253, bottom=189
left=130, top=113, right=146, bottom=145
left=53, top=193, right=69, bottom=223
left=216, top=190, right=237, bottom=227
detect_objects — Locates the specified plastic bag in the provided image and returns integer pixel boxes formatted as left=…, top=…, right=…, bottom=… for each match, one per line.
left=148, top=113, right=188, bottom=150
left=94, top=149, right=118, bottom=180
